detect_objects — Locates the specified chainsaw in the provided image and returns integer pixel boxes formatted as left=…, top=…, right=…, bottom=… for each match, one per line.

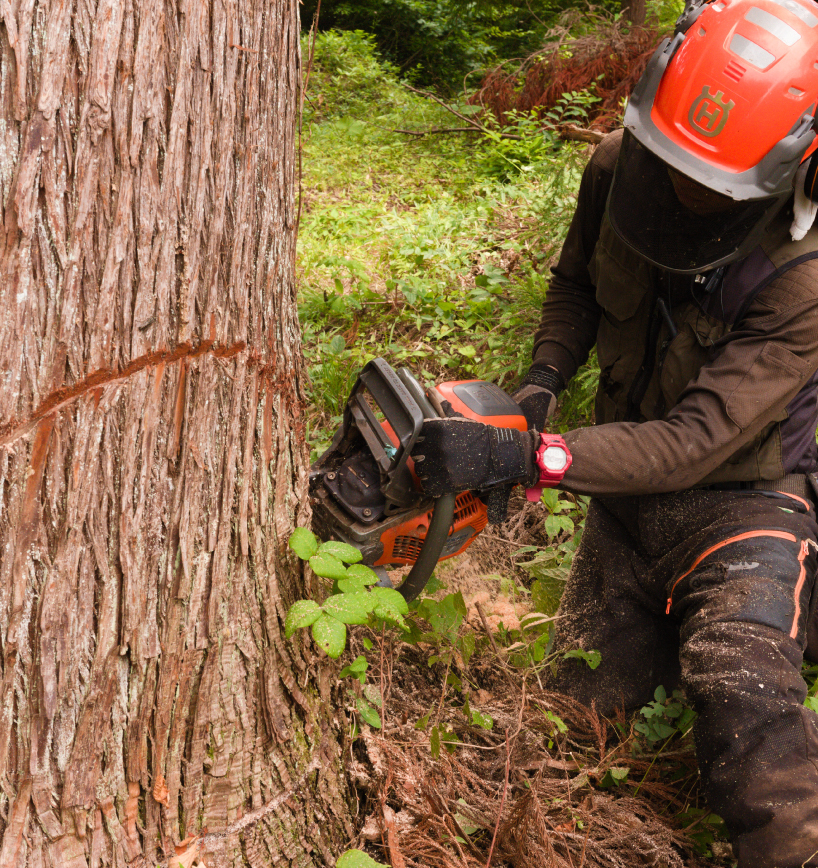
left=309, top=358, right=528, bottom=601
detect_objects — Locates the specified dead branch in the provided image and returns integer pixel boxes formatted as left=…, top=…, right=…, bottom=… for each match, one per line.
left=559, top=125, right=606, bottom=144
left=392, top=127, right=484, bottom=137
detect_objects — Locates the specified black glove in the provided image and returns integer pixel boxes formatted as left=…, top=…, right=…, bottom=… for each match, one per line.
left=410, top=418, right=538, bottom=498
left=512, top=364, right=564, bottom=431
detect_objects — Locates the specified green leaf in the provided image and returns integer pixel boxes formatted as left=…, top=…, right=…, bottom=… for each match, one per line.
left=311, top=614, right=347, bottom=658
left=653, top=722, right=677, bottom=740
left=544, top=709, right=568, bottom=734
left=430, top=725, right=441, bottom=759
left=356, top=697, right=382, bottom=729
left=540, top=488, right=559, bottom=511
left=362, top=637, right=374, bottom=651
left=654, top=684, right=667, bottom=703
left=363, top=683, right=383, bottom=708
left=452, top=800, right=482, bottom=835
left=544, top=514, right=563, bottom=540
left=415, top=710, right=432, bottom=731
left=369, top=586, right=409, bottom=615
left=373, top=603, right=405, bottom=627
left=337, top=577, right=369, bottom=593
left=346, top=564, right=380, bottom=584
left=470, top=709, right=493, bottom=730
left=318, top=540, right=363, bottom=564
left=289, top=528, right=319, bottom=560
left=420, top=592, right=465, bottom=641
left=422, top=573, right=446, bottom=595
left=336, top=850, right=389, bottom=868
left=531, top=578, right=564, bottom=617
left=309, top=553, right=349, bottom=581
left=339, top=655, right=369, bottom=683
left=323, top=592, right=375, bottom=625
left=563, top=648, right=601, bottom=670
left=599, top=766, right=629, bottom=789
left=677, top=707, right=697, bottom=732
left=285, top=600, right=323, bottom=638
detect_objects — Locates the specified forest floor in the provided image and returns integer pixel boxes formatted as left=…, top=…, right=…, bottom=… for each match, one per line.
left=295, top=20, right=758, bottom=868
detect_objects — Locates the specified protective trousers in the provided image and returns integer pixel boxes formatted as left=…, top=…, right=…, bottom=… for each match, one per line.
left=550, top=490, right=818, bottom=868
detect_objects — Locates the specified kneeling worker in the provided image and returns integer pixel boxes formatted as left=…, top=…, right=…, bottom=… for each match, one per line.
left=412, top=0, right=818, bottom=863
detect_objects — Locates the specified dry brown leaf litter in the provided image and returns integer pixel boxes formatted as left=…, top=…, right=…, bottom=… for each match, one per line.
left=347, top=643, right=729, bottom=868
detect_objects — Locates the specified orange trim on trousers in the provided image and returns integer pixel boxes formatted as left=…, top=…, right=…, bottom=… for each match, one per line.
left=665, top=530, right=800, bottom=620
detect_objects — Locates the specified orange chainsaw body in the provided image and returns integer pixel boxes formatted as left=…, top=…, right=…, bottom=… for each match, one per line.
left=371, top=380, right=527, bottom=568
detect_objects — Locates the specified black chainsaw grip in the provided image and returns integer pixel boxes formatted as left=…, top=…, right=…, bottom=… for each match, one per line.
left=396, top=493, right=456, bottom=602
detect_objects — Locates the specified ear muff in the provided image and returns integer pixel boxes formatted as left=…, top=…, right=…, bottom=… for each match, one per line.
left=804, top=152, right=818, bottom=202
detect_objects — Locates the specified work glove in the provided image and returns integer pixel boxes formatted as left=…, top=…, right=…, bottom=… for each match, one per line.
left=512, top=363, right=564, bottom=431
left=411, top=418, right=538, bottom=507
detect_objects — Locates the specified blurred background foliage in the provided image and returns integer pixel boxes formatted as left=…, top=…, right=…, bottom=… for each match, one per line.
left=299, top=0, right=679, bottom=90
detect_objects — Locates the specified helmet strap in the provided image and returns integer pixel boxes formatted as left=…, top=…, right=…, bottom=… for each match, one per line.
left=804, top=153, right=818, bottom=203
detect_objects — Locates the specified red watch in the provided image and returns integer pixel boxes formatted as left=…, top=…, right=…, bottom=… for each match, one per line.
left=525, top=433, right=573, bottom=502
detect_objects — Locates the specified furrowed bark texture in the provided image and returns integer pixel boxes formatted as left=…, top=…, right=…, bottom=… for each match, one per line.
left=0, top=1, right=353, bottom=865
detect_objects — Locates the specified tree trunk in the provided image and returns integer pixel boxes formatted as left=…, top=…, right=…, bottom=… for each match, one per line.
left=0, top=1, right=353, bottom=866
left=621, top=0, right=647, bottom=24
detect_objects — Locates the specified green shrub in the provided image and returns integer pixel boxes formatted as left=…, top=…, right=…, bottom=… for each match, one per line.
left=300, top=0, right=581, bottom=91
left=303, top=30, right=401, bottom=120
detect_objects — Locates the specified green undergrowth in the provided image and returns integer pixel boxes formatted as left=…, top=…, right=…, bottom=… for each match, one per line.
left=298, top=28, right=597, bottom=458
left=285, top=522, right=732, bottom=862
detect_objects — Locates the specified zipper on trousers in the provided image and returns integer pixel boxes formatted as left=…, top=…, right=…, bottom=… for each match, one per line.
left=790, top=539, right=810, bottom=639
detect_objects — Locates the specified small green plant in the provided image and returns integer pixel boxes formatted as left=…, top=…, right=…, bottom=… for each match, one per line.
left=635, top=685, right=696, bottom=745
left=287, top=528, right=502, bottom=740
left=513, top=491, right=589, bottom=619
left=476, top=110, right=558, bottom=181
left=286, top=529, right=409, bottom=655
left=677, top=808, right=728, bottom=858
left=336, top=850, right=388, bottom=868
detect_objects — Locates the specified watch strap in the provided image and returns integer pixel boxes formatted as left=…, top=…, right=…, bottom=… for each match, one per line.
left=525, top=433, right=572, bottom=502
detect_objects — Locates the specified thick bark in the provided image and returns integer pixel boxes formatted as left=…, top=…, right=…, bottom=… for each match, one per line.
left=621, top=0, right=647, bottom=25
left=0, top=1, right=353, bottom=866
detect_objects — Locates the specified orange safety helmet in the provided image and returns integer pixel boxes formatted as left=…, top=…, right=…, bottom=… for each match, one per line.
left=608, top=0, right=818, bottom=273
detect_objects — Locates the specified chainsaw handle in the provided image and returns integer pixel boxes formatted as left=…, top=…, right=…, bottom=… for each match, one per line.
left=394, top=492, right=456, bottom=602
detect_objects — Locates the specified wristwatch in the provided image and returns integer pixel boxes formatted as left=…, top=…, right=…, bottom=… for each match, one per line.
left=525, top=433, right=573, bottom=502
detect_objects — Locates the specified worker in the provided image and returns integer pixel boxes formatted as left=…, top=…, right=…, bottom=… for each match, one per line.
left=410, top=0, right=818, bottom=864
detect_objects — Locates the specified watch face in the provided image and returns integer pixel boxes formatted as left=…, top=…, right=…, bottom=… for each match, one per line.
left=542, top=445, right=568, bottom=471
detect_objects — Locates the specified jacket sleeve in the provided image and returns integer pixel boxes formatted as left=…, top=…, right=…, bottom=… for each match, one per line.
left=531, top=130, right=622, bottom=381
left=560, top=260, right=818, bottom=497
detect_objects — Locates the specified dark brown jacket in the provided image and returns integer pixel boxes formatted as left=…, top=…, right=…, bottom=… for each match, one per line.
left=536, top=129, right=818, bottom=497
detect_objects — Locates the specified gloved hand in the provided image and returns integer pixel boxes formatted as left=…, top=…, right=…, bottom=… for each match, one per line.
left=410, top=418, right=538, bottom=498
left=512, top=363, right=564, bottom=431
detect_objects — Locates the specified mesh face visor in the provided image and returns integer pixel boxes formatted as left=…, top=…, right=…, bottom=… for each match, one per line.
left=608, top=131, right=789, bottom=274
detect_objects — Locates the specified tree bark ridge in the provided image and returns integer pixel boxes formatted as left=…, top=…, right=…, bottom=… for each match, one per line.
left=0, top=0, right=353, bottom=864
